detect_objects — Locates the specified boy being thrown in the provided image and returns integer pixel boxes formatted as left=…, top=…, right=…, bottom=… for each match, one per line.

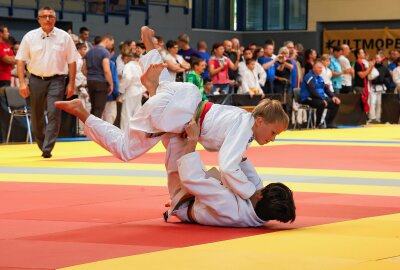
left=55, top=26, right=293, bottom=225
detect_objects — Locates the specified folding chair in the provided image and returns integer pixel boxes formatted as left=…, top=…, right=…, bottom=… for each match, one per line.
left=292, top=88, right=316, bottom=129
left=4, top=86, right=33, bottom=143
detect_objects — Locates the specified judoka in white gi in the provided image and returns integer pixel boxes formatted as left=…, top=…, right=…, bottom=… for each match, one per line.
left=166, top=119, right=295, bottom=227
left=55, top=26, right=290, bottom=210
left=119, top=53, right=146, bottom=132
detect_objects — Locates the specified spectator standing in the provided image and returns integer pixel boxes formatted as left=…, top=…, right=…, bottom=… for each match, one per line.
left=258, top=42, right=277, bottom=94
left=299, top=61, right=341, bottom=128
left=0, top=24, right=16, bottom=142
left=329, top=46, right=343, bottom=94
left=274, top=47, right=293, bottom=95
left=165, top=40, right=190, bottom=82
left=75, top=42, right=89, bottom=135
left=16, top=6, right=78, bottom=158
left=338, top=44, right=354, bottom=94
left=102, top=46, right=121, bottom=126
left=78, top=27, right=93, bottom=51
left=302, top=48, right=317, bottom=76
left=223, top=39, right=241, bottom=93
left=320, top=54, right=334, bottom=92
left=392, top=59, right=400, bottom=93
left=85, top=34, right=114, bottom=118
left=119, top=53, right=145, bottom=131
left=368, top=54, right=391, bottom=123
left=353, top=48, right=375, bottom=113
left=237, top=58, right=265, bottom=98
left=177, top=33, right=201, bottom=64
left=185, top=58, right=208, bottom=101
left=208, top=42, right=239, bottom=94
left=387, top=49, right=399, bottom=92
left=238, top=47, right=266, bottom=90
left=197, top=40, right=211, bottom=80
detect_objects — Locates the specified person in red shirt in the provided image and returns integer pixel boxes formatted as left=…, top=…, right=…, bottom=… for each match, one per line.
left=0, top=24, right=15, bottom=85
left=0, top=24, right=16, bottom=142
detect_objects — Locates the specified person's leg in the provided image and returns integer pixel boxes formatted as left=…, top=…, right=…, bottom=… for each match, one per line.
left=368, top=91, right=377, bottom=121
left=302, top=98, right=325, bottom=126
left=42, top=76, right=66, bottom=154
left=325, top=98, right=339, bottom=126
left=162, top=135, right=188, bottom=201
left=28, top=76, right=49, bottom=151
left=90, top=81, right=108, bottom=118
left=376, top=91, right=382, bottom=122
left=139, top=26, right=172, bottom=93
left=102, top=101, right=116, bottom=124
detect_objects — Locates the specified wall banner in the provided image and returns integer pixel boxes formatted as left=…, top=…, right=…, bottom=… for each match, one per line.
left=323, top=28, right=400, bottom=57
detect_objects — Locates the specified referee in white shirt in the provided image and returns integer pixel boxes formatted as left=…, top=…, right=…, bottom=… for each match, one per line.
left=16, top=6, right=78, bottom=158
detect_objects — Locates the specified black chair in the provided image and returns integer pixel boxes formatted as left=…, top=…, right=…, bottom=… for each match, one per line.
left=4, top=86, right=33, bottom=143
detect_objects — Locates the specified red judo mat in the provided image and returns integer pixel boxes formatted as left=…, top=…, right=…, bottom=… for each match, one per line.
left=1, top=182, right=400, bottom=270
left=55, top=144, right=400, bottom=172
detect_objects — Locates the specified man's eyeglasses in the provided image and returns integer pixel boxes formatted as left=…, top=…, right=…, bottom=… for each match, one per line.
left=38, top=15, right=56, bottom=20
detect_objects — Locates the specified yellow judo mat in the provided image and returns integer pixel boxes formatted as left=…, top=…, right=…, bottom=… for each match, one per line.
left=0, top=125, right=399, bottom=270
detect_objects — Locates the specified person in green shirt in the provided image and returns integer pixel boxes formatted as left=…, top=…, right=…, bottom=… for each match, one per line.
left=185, top=58, right=208, bottom=100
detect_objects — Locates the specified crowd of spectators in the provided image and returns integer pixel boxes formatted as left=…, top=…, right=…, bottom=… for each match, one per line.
left=1, top=12, right=400, bottom=147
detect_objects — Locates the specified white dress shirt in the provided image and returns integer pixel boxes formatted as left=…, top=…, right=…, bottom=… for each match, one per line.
left=338, top=55, right=352, bottom=86
left=16, top=27, right=78, bottom=77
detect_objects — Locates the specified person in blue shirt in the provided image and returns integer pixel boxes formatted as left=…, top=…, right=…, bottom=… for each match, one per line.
left=328, top=46, right=343, bottom=94
left=299, top=60, right=341, bottom=128
left=258, top=43, right=277, bottom=94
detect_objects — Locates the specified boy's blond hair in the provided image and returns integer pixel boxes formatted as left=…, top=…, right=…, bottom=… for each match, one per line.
left=252, top=99, right=289, bottom=128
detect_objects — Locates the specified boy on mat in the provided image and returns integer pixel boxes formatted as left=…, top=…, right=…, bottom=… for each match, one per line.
left=55, top=26, right=289, bottom=205
left=165, top=119, right=295, bottom=227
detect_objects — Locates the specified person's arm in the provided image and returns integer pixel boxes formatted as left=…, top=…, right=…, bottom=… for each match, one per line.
left=208, top=59, right=225, bottom=76
left=165, top=58, right=186, bottom=73
left=102, top=57, right=113, bottom=94
left=66, top=62, right=76, bottom=98
left=261, top=58, right=276, bottom=70
left=356, top=61, right=375, bottom=79
left=16, top=60, right=29, bottom=98
left=0, top=55, right=15, bottom=65
left=228, top=56, right=239, bottom=71
left=219, top=116, right=257, bottom=200
left=256, top=63, right=266, bottom=87
left=179, top=59, right=191, bottom=71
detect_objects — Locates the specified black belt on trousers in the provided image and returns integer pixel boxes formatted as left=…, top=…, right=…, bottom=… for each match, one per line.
left=31, top=74, right=65, bottom=81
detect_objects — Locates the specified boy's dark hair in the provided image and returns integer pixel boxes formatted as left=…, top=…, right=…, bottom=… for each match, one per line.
left=332, top=45, right=343, bottom=53
left=76, top=42, right=87, bottom=50
left=93, top=35, right=102, bottom=45
left=166, top=40, right=178, bottom=49
left=255, top=182, right=296, bottom=223
left=136, top=42, right=145, bottom=50
left=79, top=27, right=89, bottom=34
left=245, top=58, right=256, bottom=65
left=191, top=57, right=205, bottom=69
left=203, top=78, right=212, bottom=84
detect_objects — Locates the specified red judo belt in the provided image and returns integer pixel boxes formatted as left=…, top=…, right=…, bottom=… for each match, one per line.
left=195, top=101, right=213, bottom=128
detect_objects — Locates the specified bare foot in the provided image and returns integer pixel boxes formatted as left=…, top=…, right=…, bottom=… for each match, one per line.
left=141, top=26, right=156, bottom=52
left=140, top=63, right=167, bottom=96
left=55, top=99, right=90, bottom=123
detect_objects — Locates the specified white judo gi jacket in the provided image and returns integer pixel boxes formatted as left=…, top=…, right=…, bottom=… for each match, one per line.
left=84, top=49, right=262, bottom=200
left=172, top=151, right=265, bottom=227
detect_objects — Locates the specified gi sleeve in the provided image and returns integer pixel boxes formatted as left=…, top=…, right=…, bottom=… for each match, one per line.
left=84, top=114, right=160, bottom=161
left=219, top=115, right=257, bottom=200
left=239, top=158, right=263, bottom=190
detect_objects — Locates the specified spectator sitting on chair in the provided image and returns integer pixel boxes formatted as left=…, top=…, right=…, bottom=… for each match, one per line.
left=299, top=60, right=341, bottom=129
